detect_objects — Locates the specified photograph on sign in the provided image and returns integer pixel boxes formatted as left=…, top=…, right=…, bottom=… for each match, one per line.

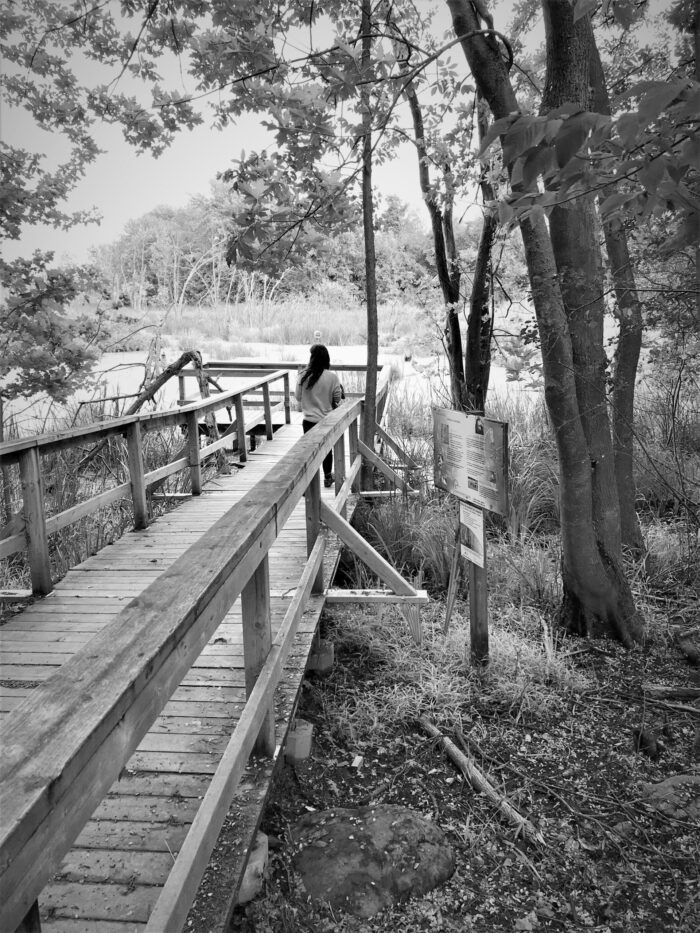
left=433, top=408, right=508, bottom=516
left=459, top=502, right=484, bottom=568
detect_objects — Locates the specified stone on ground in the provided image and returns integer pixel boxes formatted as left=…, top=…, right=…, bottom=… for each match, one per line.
left=291, top=804, right=455, bottom=917
left=237, top=832, right=269, bottom=905
left=641, top=774, right=700, bottom=821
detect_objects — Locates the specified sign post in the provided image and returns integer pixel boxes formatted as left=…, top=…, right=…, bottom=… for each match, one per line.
left=433, top=408, right=508, bottom=665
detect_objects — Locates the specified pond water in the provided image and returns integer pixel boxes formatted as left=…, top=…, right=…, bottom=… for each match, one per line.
left=2, top=343, right=520, bottom=439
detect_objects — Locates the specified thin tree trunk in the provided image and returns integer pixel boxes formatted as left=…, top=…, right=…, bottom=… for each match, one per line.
left=404, top=79, right=467, bottom=411
left=465, top=93, right=497, bottom=413
left=589, top=44, right=644, bottom=553
left=360, top=0, right=379, bottom=488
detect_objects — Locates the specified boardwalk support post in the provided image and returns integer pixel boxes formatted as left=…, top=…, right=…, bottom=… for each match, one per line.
left=19, top=448, right=51, bottom=596
left=185, top=411, right=202, bottom=495
left=127, top=422, right=148, bottom=530
left=348, top=420, right=360, bottom=493
left=262, top=384, right=274, bottom=440
left=241, top=555, right=276, bottom=756
left=334, top=433, right=346, bottom=511
left=305, top=472, right=323, bottom=594
left=234, top=395, right=247, bottom=462
left=283, top=373, right=291, bottom=424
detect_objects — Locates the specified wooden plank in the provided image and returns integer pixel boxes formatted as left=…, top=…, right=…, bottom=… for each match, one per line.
left=41, top=881, right=158, bottom=924
left=55, top=848, right=174, bottom=885
left=320, top=500, right=415, bottom=596
left=0, top=531, right=26, bottom=560
left=143, top=456, right=188, bottom=486
left=44, top=482, right=132, bottom=537
left=43, top=920, right=145, bottom=933
left=376, top=423, right=419, bottom=469
left=357, top=438, right=411, bottom=493
left=325, top=588, right=429, bottom=605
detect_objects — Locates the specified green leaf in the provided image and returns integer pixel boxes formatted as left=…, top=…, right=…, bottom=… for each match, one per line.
left=572, top=0, right=598, bottom=22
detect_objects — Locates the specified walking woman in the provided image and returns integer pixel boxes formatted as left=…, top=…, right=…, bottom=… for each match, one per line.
left=295, top=344, right=343, bottom=487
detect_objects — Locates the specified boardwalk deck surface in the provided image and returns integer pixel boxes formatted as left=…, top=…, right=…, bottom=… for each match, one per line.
left=0, top=420, right=342, bottom=932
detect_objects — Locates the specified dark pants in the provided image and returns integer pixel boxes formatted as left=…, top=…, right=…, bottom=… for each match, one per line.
left=302, top=419, right=333, bottom=477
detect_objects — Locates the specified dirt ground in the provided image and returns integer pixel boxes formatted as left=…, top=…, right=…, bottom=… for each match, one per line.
left=230, top=604, right=700, bottom=933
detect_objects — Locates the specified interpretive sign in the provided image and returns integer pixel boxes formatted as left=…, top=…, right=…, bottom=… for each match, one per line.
left=459, top=502, right=485, bottom=569
left=432, top=408, right=508, bottom=516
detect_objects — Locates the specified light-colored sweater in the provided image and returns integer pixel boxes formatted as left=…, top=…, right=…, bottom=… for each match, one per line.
left=295, top=369, right=342, bottom=423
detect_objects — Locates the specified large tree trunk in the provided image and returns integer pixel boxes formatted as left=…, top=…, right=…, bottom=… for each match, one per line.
left=445, top=0, right=643, bottom=644
left=360, top=0, right=379, bottom=487
left=541, top=0, right=642, bottom=637
left=589, top=44, right=644, bottom=554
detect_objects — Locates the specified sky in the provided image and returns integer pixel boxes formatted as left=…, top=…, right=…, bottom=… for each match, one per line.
left=3, top=1, right=473, bottom=265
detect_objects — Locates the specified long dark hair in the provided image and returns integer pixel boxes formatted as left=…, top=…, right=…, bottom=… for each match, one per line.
left=300, top=343, right=330, bottom=390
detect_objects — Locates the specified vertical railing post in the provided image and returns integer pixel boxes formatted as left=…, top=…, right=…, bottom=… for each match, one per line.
left=262, top=383, right=273, bottom=440
left=19, top=447, right=51, bottom=596
left=234, top=394, right=247, bottom=463
left=127, top=421, right=148, bottom=530
left=283, top=373, right=291, bottom=424
left=178, top=374, right=187, bottom=406
left=241, top=555, right=276, bottom=755
left=348, top=417, right=360, bottom=493
left=185, top=411, right=202, bottom=496
left=334, top=432, right=346, bottom=510
left=305, top=472, right=323, bottom=593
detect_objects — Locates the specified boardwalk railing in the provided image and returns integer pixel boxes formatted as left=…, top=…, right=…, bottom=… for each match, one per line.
left=0, top=369, right=423, bottom=933
left=0, top=369, right=291, bottom=595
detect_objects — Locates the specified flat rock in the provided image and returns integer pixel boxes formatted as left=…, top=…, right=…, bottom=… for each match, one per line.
left=641, top=773, right=700, bottom=821
left=291, top=804, right=455, bottom=917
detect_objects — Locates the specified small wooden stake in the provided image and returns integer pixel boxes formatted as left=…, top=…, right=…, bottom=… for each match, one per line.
left=468, top=544, right=489, bottom=665
left=443, top=524, right=462, bottom=635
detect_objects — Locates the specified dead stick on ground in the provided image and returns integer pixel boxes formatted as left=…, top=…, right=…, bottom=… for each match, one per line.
left=418, top=716, right=545, bottom=847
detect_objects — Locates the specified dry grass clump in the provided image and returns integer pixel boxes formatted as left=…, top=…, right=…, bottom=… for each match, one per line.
left=324, top=601, right=590, bottom=746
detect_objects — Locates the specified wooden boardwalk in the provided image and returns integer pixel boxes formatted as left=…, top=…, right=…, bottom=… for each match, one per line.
left=1, top=420, right=338, bottom=932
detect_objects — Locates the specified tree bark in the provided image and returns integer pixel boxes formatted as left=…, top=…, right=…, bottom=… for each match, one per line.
left=445, top=0, right=643, bottom=644
left=589, top=43, right=644, bottom=554
left=466, top=94, right=498, bottom=413
left=540, top=0, right=642, bottom=639
left=360, top=0, right=379, bottom=488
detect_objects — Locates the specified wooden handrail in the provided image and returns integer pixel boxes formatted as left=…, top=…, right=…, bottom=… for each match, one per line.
left=0, top=399, right=363, bottom=933
left=0, top=370, right=291, bottom=591
left=0, top=370, right=289, bottom=464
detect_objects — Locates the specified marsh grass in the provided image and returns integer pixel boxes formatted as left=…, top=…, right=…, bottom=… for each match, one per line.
left=323, top=601, right=589, bottom=746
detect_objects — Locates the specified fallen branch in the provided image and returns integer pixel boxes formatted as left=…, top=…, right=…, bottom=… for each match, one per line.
left=418, top=716, right=545, bottom=846
left=643, top=683, right=700, bottom=700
